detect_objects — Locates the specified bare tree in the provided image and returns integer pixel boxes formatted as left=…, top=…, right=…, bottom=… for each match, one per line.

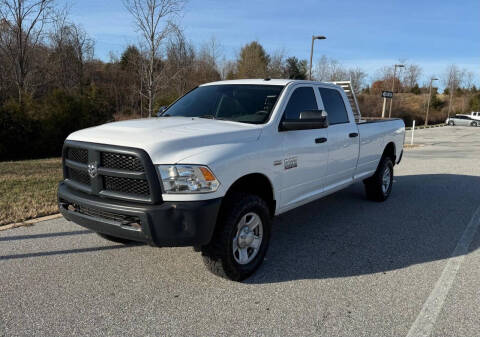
left=0, top=0, right=55, bottom=103
left=314, top=55, right=348, bottom=82
left=443, top=64, right=464, bottom=117
left=195, top=38, right=221, bottom=85
left=462, top=70, right=474, bottom=113
left=266, top=48, right=285, bottom=78
left=165, top=29, right=195, bottom=96
left=123, top=0, right=185, bottom=116
left=199, top=36, right=221, bottom=71
left=348, top=67, right=367, bottom=93
left=49, top=11, right=94, bottom=91
left=220, top=58, right=236, bottom=80
left=402, top=63, right=422, bottom=89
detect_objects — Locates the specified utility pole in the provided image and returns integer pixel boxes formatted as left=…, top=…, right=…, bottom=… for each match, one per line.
left=388, top=64, right=404, bottom=118
left=309, top=35, right=326, bottom=80
left=425, top=77, right=438, bottom=126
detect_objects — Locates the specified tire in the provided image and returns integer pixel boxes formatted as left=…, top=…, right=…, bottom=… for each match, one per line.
left=471, top=121, right=478, bottom=127
left=96, top=232, right=134, bottom=244
left=448, top=121, right=455, bottom=126
left=201, top=192, right=272, bottom=281
left=363, top=156, right=394, bottom=202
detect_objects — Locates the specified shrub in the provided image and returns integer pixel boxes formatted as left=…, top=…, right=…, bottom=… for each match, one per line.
left=0, top=87, right=113, bottom=161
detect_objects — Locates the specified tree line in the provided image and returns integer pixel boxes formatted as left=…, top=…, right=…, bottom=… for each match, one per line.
left=0, top=0, right=478, bottom=161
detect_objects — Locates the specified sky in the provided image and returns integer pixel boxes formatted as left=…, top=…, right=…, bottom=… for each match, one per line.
left=63, top=0, right=479, bottom=86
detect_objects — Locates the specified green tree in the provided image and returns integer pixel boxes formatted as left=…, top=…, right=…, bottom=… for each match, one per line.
left=469, top=93, right=480, bottom=111
left=285, top=57, right=307, bottom=79
left=410, top=83, right=421, bottom=95
left=236, top=41, right=269, bottom=78
left=120, top=45, right=142, bottom=70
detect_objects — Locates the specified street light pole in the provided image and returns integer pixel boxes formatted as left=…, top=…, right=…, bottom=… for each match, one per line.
left=388, top=64, right=404, bottom=118
left=309, top=35, right=326, bottom=80
left=425, top=77, right=438, bottom=126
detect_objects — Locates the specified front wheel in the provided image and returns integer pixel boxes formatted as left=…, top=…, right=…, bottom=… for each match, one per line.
left=448, top=120, right=455, bottom=126
left=363, top=157, right=394, bottom=202
left=201, top=193, right=271, bottom=281
left=471, top=121, right=478, bottom=127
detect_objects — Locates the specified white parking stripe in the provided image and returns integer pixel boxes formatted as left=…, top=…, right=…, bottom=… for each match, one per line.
left=406, top=205, right=480, bottom=337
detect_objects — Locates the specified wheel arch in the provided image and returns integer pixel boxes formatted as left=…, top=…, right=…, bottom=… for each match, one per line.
left=222, top=173, right=276, bottom=217
left=381, top=141, right=396, bottom=165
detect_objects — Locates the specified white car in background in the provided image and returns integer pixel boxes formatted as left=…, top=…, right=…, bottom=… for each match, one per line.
left=446, top=115, right=479, bottom=127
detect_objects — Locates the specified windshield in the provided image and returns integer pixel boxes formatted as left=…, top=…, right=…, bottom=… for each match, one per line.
left=162, top=84, right=284, bottom=124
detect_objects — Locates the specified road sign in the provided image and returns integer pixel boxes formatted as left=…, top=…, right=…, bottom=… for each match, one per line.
left=382, top=91, right=394, bottom=99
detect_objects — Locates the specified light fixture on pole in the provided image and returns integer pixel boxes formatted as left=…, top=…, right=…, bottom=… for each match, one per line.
left=425, top=77, right=438, bottom=126
left=309, top=35, right=326, bottom=80
left=388, top=64, right=404, bottom=118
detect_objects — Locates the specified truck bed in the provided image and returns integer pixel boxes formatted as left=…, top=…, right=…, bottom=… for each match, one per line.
left=357, top=118, right=403, bottom=124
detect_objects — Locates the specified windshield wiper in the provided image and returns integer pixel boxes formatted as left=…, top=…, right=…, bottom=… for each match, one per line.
left=197, top=114, right=216, bottom=119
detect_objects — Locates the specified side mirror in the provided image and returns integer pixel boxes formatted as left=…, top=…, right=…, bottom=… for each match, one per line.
left=157, top=106, right=167, bottom=117
left=280, top=110, right=328, bottom=131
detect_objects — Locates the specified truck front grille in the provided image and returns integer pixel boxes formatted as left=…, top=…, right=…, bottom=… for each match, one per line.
left=104, top=176, right=150, bottom=196
left=67, top=148, right=88, bottom=164
left=62, top=141, right=162, bottom=204
left=68, top=167, right=91, bottom=185
left=60, top=199, right=142, bottom=230
left=101, top=152, right=144, bottom=171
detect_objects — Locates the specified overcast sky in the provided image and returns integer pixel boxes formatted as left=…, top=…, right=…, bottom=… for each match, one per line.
left=64, top=0, right=479, bottom=86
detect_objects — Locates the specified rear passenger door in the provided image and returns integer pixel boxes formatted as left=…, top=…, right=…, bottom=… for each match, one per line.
left=458, top=116, right=469, bottom=126
left=317, top=86, right=360, bottom=190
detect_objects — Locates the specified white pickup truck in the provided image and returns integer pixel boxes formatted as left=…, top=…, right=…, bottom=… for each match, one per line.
left=58, top=79, right=405, bottom=281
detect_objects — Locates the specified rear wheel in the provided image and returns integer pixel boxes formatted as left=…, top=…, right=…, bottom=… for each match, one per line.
left=201, top=193, right=271, bottom=281
left=364, top=157, right=394, bottom=202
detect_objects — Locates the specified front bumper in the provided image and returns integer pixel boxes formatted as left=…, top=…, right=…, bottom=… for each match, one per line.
left=58, top=182, right=221, bottom=247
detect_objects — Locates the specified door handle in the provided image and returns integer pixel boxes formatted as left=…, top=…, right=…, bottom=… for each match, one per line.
left=349, top=132, right=359, bottom=138
left=315, top=137, right=327, bottom=144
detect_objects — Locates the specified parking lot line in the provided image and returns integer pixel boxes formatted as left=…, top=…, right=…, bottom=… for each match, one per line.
left=406, top=204, right=480, bottom=337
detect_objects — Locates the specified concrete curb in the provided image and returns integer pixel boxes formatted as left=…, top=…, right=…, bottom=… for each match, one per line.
left=405, top=123, right=446, bottom=131
left=0, top=213, right=62, bottom=231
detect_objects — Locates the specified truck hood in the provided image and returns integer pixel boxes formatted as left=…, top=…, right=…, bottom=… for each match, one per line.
left=67, top=117, right=262, bottom=164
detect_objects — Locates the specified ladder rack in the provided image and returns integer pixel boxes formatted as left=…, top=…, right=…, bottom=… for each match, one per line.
left=328, top=81, right=362, bottom=123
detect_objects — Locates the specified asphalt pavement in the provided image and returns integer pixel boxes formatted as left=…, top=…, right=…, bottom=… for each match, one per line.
left=1, top=125, right=480, bottom=337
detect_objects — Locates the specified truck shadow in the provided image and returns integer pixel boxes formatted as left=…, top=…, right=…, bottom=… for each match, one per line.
left=247, top=174, right=480, bottom=284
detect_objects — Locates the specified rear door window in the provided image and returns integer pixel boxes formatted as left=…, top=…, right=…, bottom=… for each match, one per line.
left=318, top=87, right=349, bottom=125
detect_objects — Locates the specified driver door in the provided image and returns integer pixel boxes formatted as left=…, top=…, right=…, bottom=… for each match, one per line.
left=277, top=85, right=329, bottom=212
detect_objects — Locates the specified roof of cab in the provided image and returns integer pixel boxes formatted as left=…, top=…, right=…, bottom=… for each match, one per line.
left=200, top=79, right=341, bottom=88
left=200, top=79, right=292, bottom=86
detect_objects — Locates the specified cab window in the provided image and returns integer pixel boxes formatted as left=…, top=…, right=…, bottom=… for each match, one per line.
left=283, top=87, right=318, bottom=120
left=318, top=87, right=349, bottom=125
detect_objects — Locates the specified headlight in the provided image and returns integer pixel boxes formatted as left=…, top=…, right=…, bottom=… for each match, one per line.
left=157, top=165, right=220, bottom=194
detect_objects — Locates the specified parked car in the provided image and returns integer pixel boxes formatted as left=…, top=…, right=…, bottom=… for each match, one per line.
left=58, top=79, right=405, bottom=281
left=446, top=115, right=479, bottom=127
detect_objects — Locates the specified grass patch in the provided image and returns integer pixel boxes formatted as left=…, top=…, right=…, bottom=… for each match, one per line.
left=0, top=158, right=62, bottom=226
